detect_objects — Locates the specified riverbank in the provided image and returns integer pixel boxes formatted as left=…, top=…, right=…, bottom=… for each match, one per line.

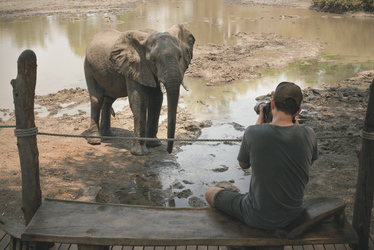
left=0, top=0, right=143, bottom=19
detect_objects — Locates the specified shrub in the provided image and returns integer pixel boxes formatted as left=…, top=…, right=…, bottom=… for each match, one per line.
left=313, top=0, right=374, bottom=12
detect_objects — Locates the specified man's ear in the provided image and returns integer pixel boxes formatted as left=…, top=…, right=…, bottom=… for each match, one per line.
left=271, top=98, right=275, bottom=109
left=294, top=108, right=301, bottom=117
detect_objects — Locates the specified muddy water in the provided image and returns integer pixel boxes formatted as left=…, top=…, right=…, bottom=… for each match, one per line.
left=1, top=0, right=374, bottom=206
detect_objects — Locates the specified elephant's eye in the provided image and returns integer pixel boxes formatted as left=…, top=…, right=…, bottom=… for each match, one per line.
left=150, top=55, right=157, bottom=63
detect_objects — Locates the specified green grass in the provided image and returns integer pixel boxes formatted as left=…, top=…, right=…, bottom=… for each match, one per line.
left=313, top=0, right=374, bottom=12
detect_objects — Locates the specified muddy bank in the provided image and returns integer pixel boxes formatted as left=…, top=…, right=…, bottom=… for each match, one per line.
left=0, top=0, right=143, bottom=19
left=188, top=32, right=323, bottom=85
left=0, top=0, right=315, bottom=20
left=226, top=0, right=314, bottom=9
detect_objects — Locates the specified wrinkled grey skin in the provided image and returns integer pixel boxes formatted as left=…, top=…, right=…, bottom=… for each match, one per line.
left=84, top=24, right=195, bottom=156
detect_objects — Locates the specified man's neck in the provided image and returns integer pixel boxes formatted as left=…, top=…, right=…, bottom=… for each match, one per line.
left=271, top=110, right=294, bottom=126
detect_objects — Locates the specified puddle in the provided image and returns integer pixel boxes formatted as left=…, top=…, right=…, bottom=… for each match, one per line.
left=157, top=123, right=248, bottom=207
left=34, top=104, right=50, bottom=118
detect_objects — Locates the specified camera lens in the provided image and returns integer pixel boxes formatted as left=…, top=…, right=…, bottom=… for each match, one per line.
left=254, top=102, right=264, bottom=114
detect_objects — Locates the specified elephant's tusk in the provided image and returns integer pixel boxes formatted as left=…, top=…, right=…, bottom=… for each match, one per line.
left=160, top=82, right=166, bottom=92
left=181, top=80, right=189, bottom=91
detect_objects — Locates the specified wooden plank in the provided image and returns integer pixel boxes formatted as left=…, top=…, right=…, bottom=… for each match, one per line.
left=286, top=197, right=346, bottom=238
left=0, top=230, right=10, bottom=250
left=0, top=230, right=371, bottom=250
left=21, top=198, right=357, bottom=247
left=2, top=240, right=374, bottom=250
left=122, top=247, right=134, bottom=250
left=1, top=221, right=26, bottom=240
left=48, top=242, right=77, bottom=250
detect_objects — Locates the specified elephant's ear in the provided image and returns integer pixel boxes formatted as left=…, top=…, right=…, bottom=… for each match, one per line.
left=167, top=24, right=195, bottom=74
left=109, top=31, right=157, bottom=88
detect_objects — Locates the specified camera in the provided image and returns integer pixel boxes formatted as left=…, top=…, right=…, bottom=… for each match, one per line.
left=254, top=102, right=272, bottom=123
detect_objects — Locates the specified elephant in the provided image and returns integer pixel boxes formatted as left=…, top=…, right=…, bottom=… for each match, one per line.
left=84, top=24, right=195, bottom=156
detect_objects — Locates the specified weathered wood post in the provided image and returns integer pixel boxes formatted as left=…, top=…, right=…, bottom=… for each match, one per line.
left=352, top=79, right=374, bottom=250
left=11, top=49, right=42, bottom=226
left=9, top=50, right=51, bottom=250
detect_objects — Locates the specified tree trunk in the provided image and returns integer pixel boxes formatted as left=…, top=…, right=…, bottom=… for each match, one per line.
left=352, top=79, right=374, bottom=250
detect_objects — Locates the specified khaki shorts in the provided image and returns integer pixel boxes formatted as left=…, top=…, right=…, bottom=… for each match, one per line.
left=213, top=189, right=246, bottom=222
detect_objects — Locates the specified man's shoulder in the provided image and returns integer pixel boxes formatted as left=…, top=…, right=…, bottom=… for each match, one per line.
left=244, top=124, right=273, bottom=139
left=246, top=123, right=270, bottom=132
left=246, top=124, right=315, bottom=135
left=298, top=125, right=315, bottom=133
left=296, top=125, right=317, bottom=141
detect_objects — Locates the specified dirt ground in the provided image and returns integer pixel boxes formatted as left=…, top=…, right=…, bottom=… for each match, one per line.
left=1, top=0, right=373, bottom=235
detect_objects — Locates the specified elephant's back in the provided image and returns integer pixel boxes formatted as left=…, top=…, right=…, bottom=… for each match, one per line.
left=86, top=29, right=121, bottom=59
left=84, top=30, right=127, bottom=98
left=85, top=29, right=122, bottom=79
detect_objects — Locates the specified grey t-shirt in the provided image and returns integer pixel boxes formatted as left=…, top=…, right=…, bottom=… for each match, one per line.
left=237, top=124, right=318, bottom=229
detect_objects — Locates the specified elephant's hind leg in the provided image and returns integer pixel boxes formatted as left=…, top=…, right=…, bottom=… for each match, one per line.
left=85, top=63, right=104, bottom=145
left=88, top=95, right=103, bottom=145
left=100, top=96, right=116, bottom=137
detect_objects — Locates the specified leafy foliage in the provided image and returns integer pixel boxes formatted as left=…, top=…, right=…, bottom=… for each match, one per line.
left=313, top=0, right=374, bottom=12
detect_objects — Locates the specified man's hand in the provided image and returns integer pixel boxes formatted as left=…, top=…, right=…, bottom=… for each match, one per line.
left=239, top=161, right=250, bottom=169
left=255, top=104, right=264, bottom=125
left=294, top=116, right=300, bottom=125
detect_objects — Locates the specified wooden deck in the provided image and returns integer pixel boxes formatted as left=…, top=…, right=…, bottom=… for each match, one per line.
left=1, top=229, right=373, bottom=250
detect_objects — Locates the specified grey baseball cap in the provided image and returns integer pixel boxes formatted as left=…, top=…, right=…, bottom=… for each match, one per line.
left=273, top=82, right=302, bottom=109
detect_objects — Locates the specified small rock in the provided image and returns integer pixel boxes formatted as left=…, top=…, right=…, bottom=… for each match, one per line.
left=188, top=196, right=207, bottom=207
left=175, top=189, right=193, bottom=199
left=212, top=165, right=229, bottom=172
left=213, top=181, right=240, bottom=192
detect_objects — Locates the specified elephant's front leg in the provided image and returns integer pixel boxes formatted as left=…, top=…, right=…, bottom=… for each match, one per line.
left=146, top=87, right=163, bottom=148
left=128, top=85, right=149, bottom=156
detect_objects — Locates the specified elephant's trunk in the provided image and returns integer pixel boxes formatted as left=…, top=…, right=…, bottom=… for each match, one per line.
left=165, top=83, right=180, bottom=153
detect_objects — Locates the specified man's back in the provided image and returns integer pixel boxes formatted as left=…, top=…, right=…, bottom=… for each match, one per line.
left=238, top=124, right=318, bottom=229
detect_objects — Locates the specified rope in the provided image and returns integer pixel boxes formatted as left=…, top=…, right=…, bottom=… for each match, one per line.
left=37, top=132, right=242, bottom=142
left=14, top=127, right=38, bottom=137
left=38, top=132, right=359, bottom=141
left=0, top=125, right=361, bottom=142
left=360, top=130, right=374, bottom=141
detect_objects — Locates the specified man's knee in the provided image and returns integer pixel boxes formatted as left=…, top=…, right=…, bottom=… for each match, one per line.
left=205, top=187, right=223, bottom=208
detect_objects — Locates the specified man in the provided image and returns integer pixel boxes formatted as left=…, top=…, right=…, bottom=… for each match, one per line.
left=205, top=82, right=318, bottom=230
